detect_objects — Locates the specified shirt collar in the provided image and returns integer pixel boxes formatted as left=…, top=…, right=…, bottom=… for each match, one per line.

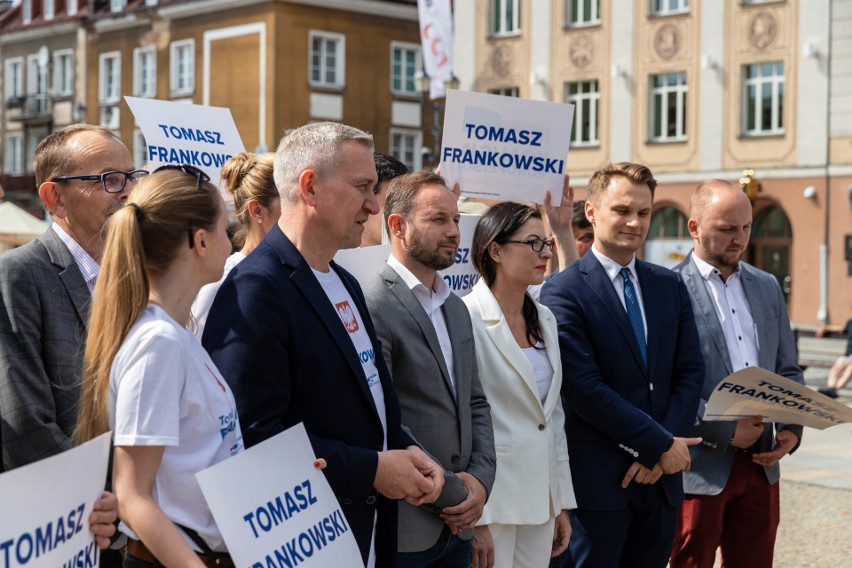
left=591, top=244, right=638, bottom=282
left=691, top=253, right=741, bottom=282
left=51, top=223, right=99, bottom=285
left=387, top=254, right=451, bottom=303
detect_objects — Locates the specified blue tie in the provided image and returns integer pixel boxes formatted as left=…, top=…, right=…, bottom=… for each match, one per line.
left=620, top=267, right=647, bottom=368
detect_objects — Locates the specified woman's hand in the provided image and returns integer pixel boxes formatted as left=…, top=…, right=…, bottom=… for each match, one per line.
left=551, top=510, right=572, bottom=557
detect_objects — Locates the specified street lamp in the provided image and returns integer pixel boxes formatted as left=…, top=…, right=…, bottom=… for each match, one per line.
left=413, top=71, right=460, bottom=166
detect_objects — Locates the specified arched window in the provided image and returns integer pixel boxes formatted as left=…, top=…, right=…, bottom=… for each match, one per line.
left=648, top=207, right=689, bottom=239
left=752, top=206, right=792, bottom=238
left=645, top=206, right=692, bottom=268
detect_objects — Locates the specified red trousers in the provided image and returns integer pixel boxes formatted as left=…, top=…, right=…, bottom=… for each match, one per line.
left=670, top=451, right=780, bottom=568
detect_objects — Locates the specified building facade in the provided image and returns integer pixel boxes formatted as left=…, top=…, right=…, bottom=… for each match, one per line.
left=1, top=0, right=427, bottom=212
left=455, top=0, right=852, bottom=327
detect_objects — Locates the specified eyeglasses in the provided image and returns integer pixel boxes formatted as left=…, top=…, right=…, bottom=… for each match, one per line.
left=152, top=164, right=211, bottom=189
left=504, top=238, right=555, bottom=253
left=53, top=170, right=149, bottom=194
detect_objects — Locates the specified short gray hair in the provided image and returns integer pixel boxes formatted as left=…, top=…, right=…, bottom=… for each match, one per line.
left=273, top=122, right=374, bottom=203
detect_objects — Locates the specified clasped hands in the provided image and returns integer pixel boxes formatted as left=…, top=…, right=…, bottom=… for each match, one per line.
left=374, top=445, right=444, bottom=506
left=621, top=436, right=702, bottom=488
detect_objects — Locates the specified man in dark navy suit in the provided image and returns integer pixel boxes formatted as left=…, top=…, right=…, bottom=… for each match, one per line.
left=541, top=162, right=704, bottom=568
left=203, top=122, right=444, bottom=568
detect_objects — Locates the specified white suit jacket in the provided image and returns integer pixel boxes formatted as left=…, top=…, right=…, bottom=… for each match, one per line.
left=464, top=280, right=576, bottom=525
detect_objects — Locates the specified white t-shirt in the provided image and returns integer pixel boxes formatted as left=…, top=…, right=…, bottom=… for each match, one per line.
left=311, top=267, right=386, bottom=568
left=523, top=342, right=553, bottom=404
left=191, top=251, right=246, bottom=338
left=110, top=304, right=244, bottom=553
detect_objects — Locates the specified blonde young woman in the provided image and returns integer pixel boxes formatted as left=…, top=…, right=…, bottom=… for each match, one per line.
left=463, top=202, right=576, bottom=568
left=191, top=152, right=281, bottom=337
left=75, top=166, right=243, bottom=567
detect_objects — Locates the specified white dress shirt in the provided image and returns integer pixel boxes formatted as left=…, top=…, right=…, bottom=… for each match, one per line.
left=590, top=245, right=647, bottom=340
left=691, top=255, right=760, bottom=370
left=52, top=223, right=99, bottom=294
left=387, top=254, right=456, bottom=389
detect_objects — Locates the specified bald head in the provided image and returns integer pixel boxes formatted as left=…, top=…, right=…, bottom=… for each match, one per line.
left=687, top=179, right=753, bottom=278
left=688, top=180, right=751, bottom=224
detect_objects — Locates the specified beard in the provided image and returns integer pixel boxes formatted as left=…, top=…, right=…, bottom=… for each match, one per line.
left=408, top=227, right=457, bottom=271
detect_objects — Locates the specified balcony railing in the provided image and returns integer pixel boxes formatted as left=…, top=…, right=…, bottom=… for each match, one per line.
left=7, top=94, right=53, bottom=122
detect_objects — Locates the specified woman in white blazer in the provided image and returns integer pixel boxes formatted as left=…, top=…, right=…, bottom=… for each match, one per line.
left=463, top=202, right=576, bottom=568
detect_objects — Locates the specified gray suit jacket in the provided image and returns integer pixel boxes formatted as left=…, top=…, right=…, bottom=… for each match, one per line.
left=364, top=263, right=496, bottom=553
left=674, top=253, right=804, bottom=495
left=0, top=228, right=90, bottom=469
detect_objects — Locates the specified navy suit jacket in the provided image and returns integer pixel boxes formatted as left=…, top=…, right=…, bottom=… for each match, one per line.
left=540, top=251, right=704, bottom=510
left=203, top=225, right=413, bottom=567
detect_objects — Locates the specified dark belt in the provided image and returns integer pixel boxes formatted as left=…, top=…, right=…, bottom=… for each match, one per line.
left=127, top=539, right=235, bottom=568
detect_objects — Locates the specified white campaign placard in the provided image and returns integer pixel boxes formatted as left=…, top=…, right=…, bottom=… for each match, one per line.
left=703, top=367, right=852, bottom=429
left=333, top=244, right=392, bottom=287
left=125, top=96, right=245, bottom=190
left=333, top=214, right=482, bottom=297
left=440, top=90, right=574, bottom=206
left=0, top=432, right=111, bottom=568
left=196, top=423, right=363, bottom=568
left=438, top=213, right=481, bottom=297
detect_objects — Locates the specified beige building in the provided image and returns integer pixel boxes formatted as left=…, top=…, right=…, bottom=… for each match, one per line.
left=455, top=0, right=852, bottom=327
left=1, top=0, right=427, bottom=210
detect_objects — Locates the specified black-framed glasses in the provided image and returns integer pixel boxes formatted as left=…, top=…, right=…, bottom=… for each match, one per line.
left=504, top=238, right=555, bottom=253
left=153, top=164, right=210, bottom=189
left=53, top=170, right=149, bottom=194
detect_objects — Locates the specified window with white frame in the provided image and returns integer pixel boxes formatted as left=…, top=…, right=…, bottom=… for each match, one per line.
left=44, top=0, right=55, bottom=20
left=22, top=0, right=31, bottom=24
left=487, top=87, right=519, bottom=97
left=145, top=0, right=159, bottom=5
left=3, top=134, right=24, bottom=174
left=67, top=0, right=78, bottom=16
left=743, top=62, right=784, bottom=136
left=111, top=0, right=127, bottom=12
left=565, top=80, right=599, bottom=146
left=53, top=50, right=74, bottom=97
left=309, top=31, right=345, bottom=89
left=170, top=40, right=195, bottom=95
left=390, top=129, right=422, bottom=171
left=4, top=58, right=24, bottom=100
left=99, top=52, right=121, bottom=104
left=651, top=0, right=689, bottom=16
left=568, top=0, right=600, bottom=26
left=26, top=54, right=47, bottom=95
left=391, top=42, right=421, bottom=96
left=650, top=71, right=687, bottom=141
left=134, top=47, right=157, bottom=98
left=133, top=129, right=147, bottom=168
left=491, top=0, right=520, bottom=35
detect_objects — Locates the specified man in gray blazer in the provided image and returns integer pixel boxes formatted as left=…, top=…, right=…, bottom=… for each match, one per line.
left=0, top=124, right=140, bottom=470
left=670, top=180, right=803, bottom=568
left=364, top=171, right=496, bottom=567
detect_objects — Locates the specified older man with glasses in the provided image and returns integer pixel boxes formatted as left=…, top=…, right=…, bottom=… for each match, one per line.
left=0, top=124, right=146, bottom=566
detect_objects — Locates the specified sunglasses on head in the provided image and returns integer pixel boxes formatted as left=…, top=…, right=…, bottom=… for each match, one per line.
left=152, top=164, right=211, bottom=189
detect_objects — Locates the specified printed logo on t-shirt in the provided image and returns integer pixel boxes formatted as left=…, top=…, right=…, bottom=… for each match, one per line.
left=335, top=301, right=360, bottom=334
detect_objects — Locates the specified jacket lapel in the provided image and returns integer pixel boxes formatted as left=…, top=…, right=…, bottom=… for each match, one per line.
left=739, top=264, right=770, bottom=369
left=681, top=254, right=734, bottom=375
left=471, top=282, right=540, bottom=402
left=538, top=306, right=561, bottom=418
left=380, top=264, right=456, bottom=400
left=41, top=229, right=91, bottom=329
left=580, top=253, right=646, bottom=374
left=273, top=228, right=380, bottom=419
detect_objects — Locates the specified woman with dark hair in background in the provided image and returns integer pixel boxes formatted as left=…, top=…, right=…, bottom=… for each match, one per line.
left=75, top=166, right=241, bottom=567
left=191, top=152, right=280, bottom=337
left=463, top=202, right=576, bottom=568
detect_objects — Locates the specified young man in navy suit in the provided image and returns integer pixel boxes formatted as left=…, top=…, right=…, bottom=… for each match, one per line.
left=540, top=162, right=704, bottom=568
left=203, top=123, right=444, bottom=568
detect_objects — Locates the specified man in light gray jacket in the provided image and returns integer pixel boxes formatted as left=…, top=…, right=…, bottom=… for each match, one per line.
left=670, top=180, right=803, bottom=568
left=364, top=170, right=496, bottom=568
